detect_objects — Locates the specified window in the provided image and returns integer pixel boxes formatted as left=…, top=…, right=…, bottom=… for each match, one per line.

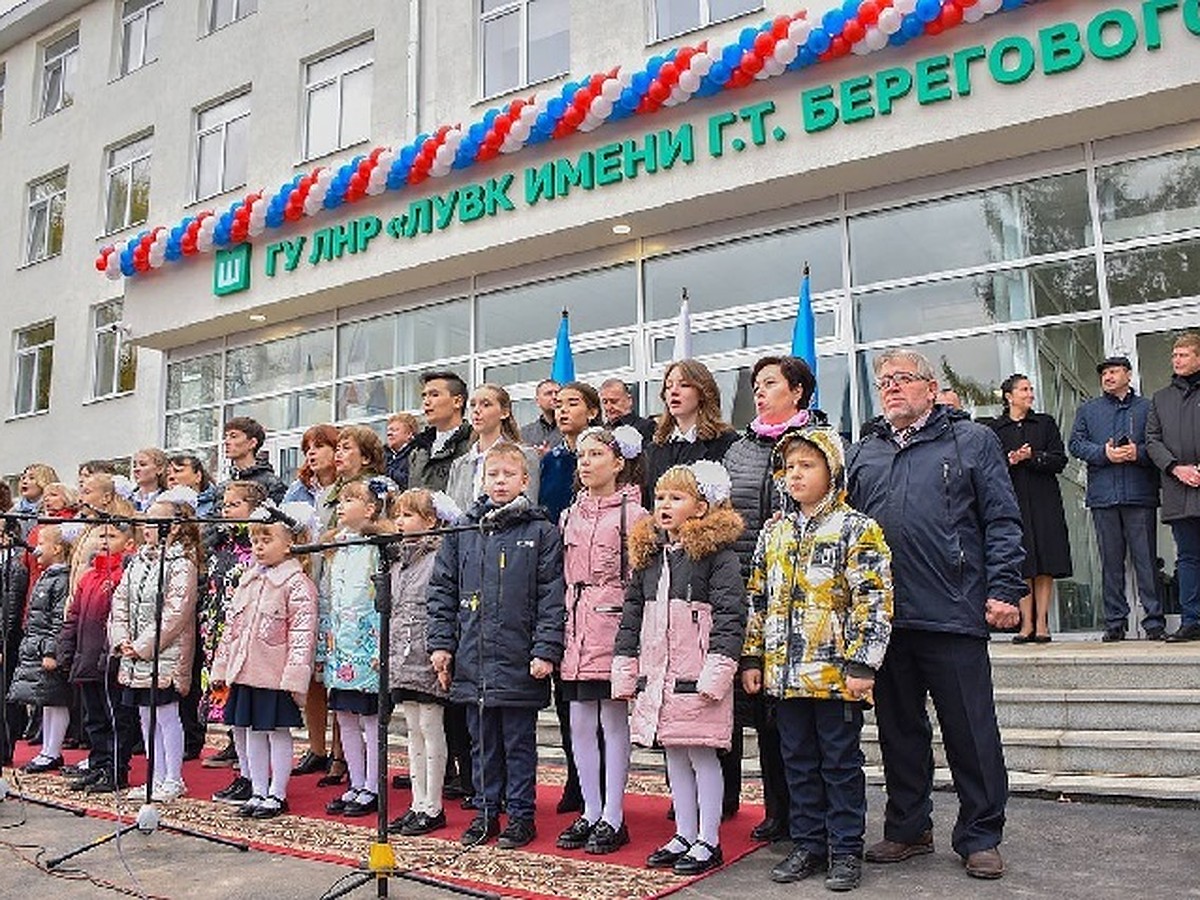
left=120, top=0, right=162, bottom=75
left=92, top=300, right=136, bottom=398
left=481, top=0, right=568, bottom=98
left=207, top=0, right=257, bottom=33
left=194, top=92, right=249, bottom=200
left=26, top=172, right=67, bottom=264
left=13, top=322, right=54, bottom=416
left=40, top=31, right=79, bottom=117
left=105, top=134, right=152, bottom=233
left=303, top=39, right=374, bottom=160
left=653, top=0, right=763, bottom=40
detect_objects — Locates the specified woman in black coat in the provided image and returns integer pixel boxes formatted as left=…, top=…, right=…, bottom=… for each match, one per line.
left=990, top=374, right=1073, bottom=642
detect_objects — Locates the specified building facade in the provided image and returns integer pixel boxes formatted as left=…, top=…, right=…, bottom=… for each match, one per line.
left=2, top=0, right=1198, bottom=632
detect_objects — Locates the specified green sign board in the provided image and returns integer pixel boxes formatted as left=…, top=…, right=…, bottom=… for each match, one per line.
left=214, top=244, right=252, bottom=296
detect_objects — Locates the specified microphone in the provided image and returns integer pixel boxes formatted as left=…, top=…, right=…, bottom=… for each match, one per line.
left=479, top=494, right=532, bottom=531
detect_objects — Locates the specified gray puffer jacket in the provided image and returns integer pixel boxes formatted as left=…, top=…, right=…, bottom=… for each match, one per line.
left=388, top=535, right=448, bottom=701
left=1147, top=373, right=1200, bottom=522
left=724, top=430, right=779, bottom=579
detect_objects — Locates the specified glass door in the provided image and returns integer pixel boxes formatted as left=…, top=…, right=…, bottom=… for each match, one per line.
left=1111, top=304, right=1200, bottom=635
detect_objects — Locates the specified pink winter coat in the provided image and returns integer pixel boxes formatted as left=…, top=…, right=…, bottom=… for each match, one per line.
left=210, top=558, right=318, bottom=695
left=612, top=507, right=746, bottom=751
left=559, top=484, right=649, bottom=683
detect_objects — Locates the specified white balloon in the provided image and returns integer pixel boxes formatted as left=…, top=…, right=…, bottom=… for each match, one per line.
left=601, top=78, right=622, bottom=101
left=852, top=38, right=871, bottom=55
left=196, top=232, right=214, bottom=252
left=689, top=53, right=712, bottom=77
left=878, top=8, right=902, bottom=34
left=788, top=19, right=812, bottom=44
left=979, top=0, right=1002, bottom=12
left=317, top=168, right=334, bottom=186
left=678, top=69, right=700, bottom=93
left=430, top=161, right=451, bottom=177
left=577, top=114, right=601, bottom=132
left=894, top=0, right=916, bottom=14
left=304, top=197, right=323, bottom=216
left=248, top=219, right=266, bottom=235
left=617, top=69, right=633, bottom=87
left=590, top=96, right=613, bottom=117
left=773, top=38, right=796, bottom=66
left=365, top=181, right=387, bottom=195
left=865, top=26, right=888, bottom=51
left=963, top=4, right=985, bottom=22
left=105, top=252, right=121, bottom=277
left=671, top=85, right=689, bottom=102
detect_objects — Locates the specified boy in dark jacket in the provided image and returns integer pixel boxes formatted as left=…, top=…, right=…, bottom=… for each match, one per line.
left=427, top=443, right=566, bottom=850
left=58, top=523, right=139, bottom=792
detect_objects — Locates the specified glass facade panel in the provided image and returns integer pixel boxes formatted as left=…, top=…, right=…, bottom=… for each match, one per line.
left=1098, top=148, right=1200, bottom=242
left=483, top=345, right=630, bottom=386
left=645, top=224, right=840, bottom=320
left=482, top=9, right=520, bottom=96
left=166, top=408, right=221, bottom=447
left=527, top=0, right=569, bottom=83
left=653, top=312, right=836, bottom=363
left=855, top=259, right=1099, bottom=342
left=477, top=265, right=636, bottom=350
left=1106, top=238, right=1200, bottom=307
left=225, top=330, right=333, bottom=399
left=167, top=354, right=220, bottom=409
left=226, top=386, right=332, bottom=432
left=850, top=172, right=1092, bottom=285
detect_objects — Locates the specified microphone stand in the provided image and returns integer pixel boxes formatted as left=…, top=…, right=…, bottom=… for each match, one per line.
left=0, top=512, right=87, bottom=818
left=291, top=525, right=497, bottom=900
left=43, top=509, right=249, bottom=869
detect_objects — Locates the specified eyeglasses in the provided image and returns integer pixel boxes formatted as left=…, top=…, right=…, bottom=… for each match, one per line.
left=874, top=372, right=928, bottom=390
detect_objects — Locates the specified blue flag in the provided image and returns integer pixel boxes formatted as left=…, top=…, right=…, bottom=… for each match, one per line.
left=791, top=265, right=819, bottom=408
left=551, top=309, right=575, bottom=383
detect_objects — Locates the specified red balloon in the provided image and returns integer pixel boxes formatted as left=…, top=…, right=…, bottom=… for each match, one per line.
left=573, top=90, right=592, bottom=111
left=925, top=18, right=944, bottom=35
left=858, top=1, right=881, bottom=25
left=729, top=68, right=754, bottom=88
left=843, top=19, right=865, bottom=44
left=658, top=62, right=679, bottom=86
left=358, top=160, right=373, bottom=177
left=741, top=50, right=764, bottom=74
left=676, top=46, right=695, bottom=66
left=134, top=257, right=150, bottom=272
left=753, top=32, right=775, bottom=57
left=562, top=106, right=584, bottom=128
left=95, top=255, right=107, bottom=272
left=648, top=80, right=671, bottom=102
left=408, top=169, right=429, bottom=184
left=772, top=15, right=791, bottom=39
left=830, top=35, right=851, bottom=57
left=636, top=97, right=657, bottom=115
left=958, top=0, right=977, bottom=5
left=493, top=114, right=511, bottom=136
left=940, top=2, right=963, bottom=27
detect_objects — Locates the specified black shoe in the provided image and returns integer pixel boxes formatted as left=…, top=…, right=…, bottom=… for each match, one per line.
left=1101, top=628, right=1125, bottom=643
left=292, top=750, right=331, bottom=776
left=497, top=818, right=537, bottom=850
left=343, top=791, right=379, bottom=817
left=674, top=840, right=723, bottom=875
left=1011, top=633, right=1035, bottom=644
left=556, top=816, right=595, bottom=850
left=460, top=815, right=500, bottom=846
left=585, top=821, right=630, bottom=855
left=62, top=761, right=91, bottom=777
left=392, top=773, right=413, bottom=790
left=443, top=776, right=469, bottom=799
left=825, top=855, right=863, bottom=892
left=1166, top=623, right=1200, bottom=643
left=401, top=809, right=447, bottom=836
left=771, top=846, right=828, bottom=883
left=238, top=795, right=267, bottom=817
left=251, top=795, right=289, bottom=819
left=317, top=758, right=347, bottom=787
left=22, top=755, right=63, bottom=774
left=750, top=817, right=786, bottom=842
left=326, top=789, right=357, bottom=814
left=1145, top=627, right=1166, bottom=641
left=212, top=776, right=253, bottom=805
left=202, top=740, right=239, bottom=768
left=84, top=771, right=128, bottom=794
left=388, top=809, right=418, bottom=833
left=647, top=835, right=691, bottom=868
left=69, top=769, right=104, bottom=791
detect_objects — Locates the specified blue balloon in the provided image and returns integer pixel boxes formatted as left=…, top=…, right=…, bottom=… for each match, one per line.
left=1002, top=0, right=1024, bottom=7
left=915, top=0, right=941, bottom=23
left=807, top=27, right=832, bottom=55
left=791, top=46, right=816, bottom=69
left=888, top=29, right=909, bottom=46
left=400, top=146, right=417, bottom=166
left=630, top=71, right=650, bottom=95
left=739, top=27, right=758, bottom=50
left=843, top=0, right=860, bottom=16
left=710, top=61, right=732, bottom=84
left=468, top=122, right=486, bottom=142
left=822, top=8, right=845, bottom=34
left=547, top=96, right=567, bottom=118
left=120, top=258, right=135, bottom=277
left=721, top=43, right=743, bottom=69
left=483, top=108, right=499, bottom=126
left=901, top=13, right=924, bottom=37
left=619, top=87, right=640, bottom=111
left=647, top=56, right=663, bottom=78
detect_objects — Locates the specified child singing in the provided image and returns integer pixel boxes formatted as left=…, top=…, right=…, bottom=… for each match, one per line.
left=613, top=462, right=746, bottom=875
left=210, top=502, right=319, bottom=819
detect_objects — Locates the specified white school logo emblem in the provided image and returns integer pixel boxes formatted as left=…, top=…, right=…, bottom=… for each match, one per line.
left=213, top=244, right=252, bottom=296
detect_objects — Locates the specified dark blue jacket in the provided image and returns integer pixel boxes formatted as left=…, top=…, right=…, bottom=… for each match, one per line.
left=1068, top=391, right=1159, bottom=508
left=385, top=441, right=416, bottom=491
left=846, top=406, right=1026, bottom=637
left=426, top=497, right=565, bottom=708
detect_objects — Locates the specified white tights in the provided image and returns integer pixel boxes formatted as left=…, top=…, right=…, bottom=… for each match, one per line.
left=402, top=702, right=446, bottom=815
left=244, top=727, right=293, bottom=799
left=569, top=699, right=631, bottom=828
left=664, top=745, right=723, bottom=857
left=138, top=702, right=183, bottom=783
left=40, top=705, right=70, bottom=759
left=336, top=710, right=379, bottom=795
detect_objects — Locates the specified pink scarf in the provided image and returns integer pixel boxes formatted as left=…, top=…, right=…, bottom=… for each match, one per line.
left=749, top=409, right=812, bottom=440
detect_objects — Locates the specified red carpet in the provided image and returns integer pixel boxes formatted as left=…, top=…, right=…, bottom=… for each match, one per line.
left=10, top=740, right=767, bottom=899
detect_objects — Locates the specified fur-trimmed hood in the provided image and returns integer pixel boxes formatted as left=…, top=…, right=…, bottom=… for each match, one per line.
left=628, top=505, right=744, bottom=570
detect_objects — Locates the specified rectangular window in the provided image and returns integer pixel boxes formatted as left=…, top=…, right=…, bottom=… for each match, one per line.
left=26, top=171, right=67, bottom=264
left=303, top=39, right=374, bottom=160
left=40, top=31, right=79, bottom=118
left=1097, top=148, right=1200, bottom=243
left=13, top=322, right=55, bottom=416
left=105, top=133, right=152, bottom=233
left=194, top=92, right=250, bottom=200
left=92, top=300, right=136, bottom=398
left=207, top=0, right=257, bottom=33
left=120, top=0, right=162, bottom=75
left=653, top=0, right=763, bottom=40
left=481, top=0, right=568, bottom=97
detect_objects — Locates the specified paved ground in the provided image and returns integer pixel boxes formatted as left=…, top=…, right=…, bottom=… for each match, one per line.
left=1, top=785, right=1195, bottom=899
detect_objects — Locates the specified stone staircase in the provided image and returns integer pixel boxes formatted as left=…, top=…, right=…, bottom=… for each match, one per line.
left=534, top=641, right=1200, bottom=803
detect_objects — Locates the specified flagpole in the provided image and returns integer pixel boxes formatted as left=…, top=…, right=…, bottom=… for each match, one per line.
left=791, top=262, right=819, bottom=408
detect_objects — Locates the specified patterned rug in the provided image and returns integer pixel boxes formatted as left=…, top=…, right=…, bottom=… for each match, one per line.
left=9, top=739, right=766, bottom=900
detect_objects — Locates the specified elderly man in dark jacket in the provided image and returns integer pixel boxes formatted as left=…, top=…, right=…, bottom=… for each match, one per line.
left=1147, top=332, right=1200, bottom=643
left=846, top=348, right=1025, bottom=881
left=1069, top=356, right=1162, bottom=641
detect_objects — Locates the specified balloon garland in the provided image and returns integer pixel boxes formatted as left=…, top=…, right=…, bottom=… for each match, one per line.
left=95, top=0, right=1036, bottom=280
